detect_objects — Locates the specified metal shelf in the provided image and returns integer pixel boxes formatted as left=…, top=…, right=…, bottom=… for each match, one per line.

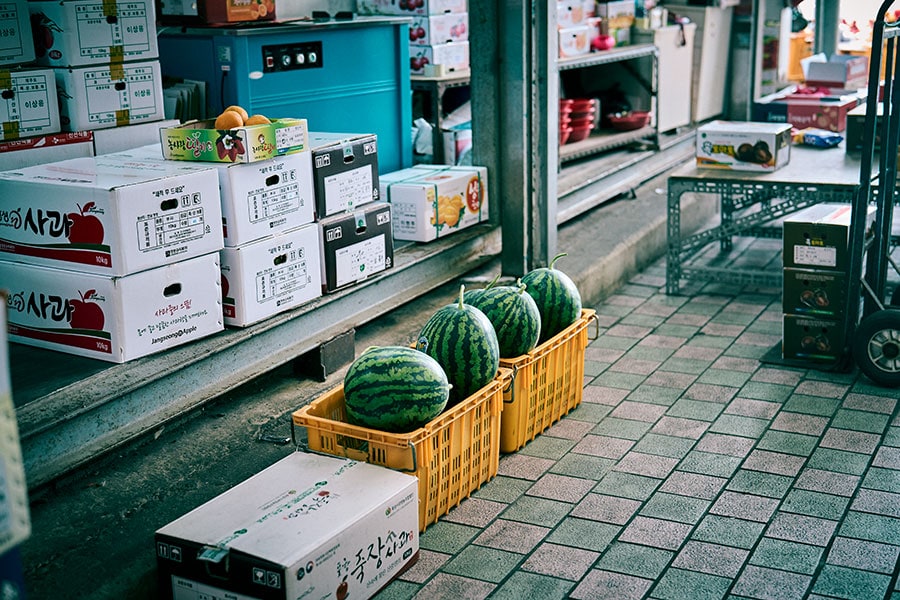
left=559, top=126, right=655, bottom=163
left=557, top=43, right=657, bottom=71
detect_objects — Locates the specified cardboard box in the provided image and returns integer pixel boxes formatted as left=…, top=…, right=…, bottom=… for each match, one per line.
left=559, top=25, right=593, bottom=58
left=160, top=118, right=309, bottom=164
left=782, top=267, right=847, bottom=319
left=381, top=164, right=488, bottom=242
left=319, top=202, right=393, bottom=293
left=441, top=123, right=472, bottom=165
left=409, top=42, right=469, bottom=75
left=55, top=60, right=167, bottom=132
left=0, top=292, right=30, bottom=556
left=782, top=314, right=843, bottom=363
left=0, top=69, right=60, bottom=142
left=782, top=203, right=876, bottom=272
left=220, top=224, right=322, bottom=327
left=0, top=253, right=223, bottom=362
left=28, top=0, right=159, bottom=67
left=805, top=54, right=868, bottom=90
left=0, top=0, right=35, bottom=66
left=309, top=132, right=379, bottom=219
left=409, top=12, right=468, bottom=45
left=696, top=120, right=792, bottom=172
left=752, top=95, right=858, bottom=133
left=557, top=1, right=589, bottom=28
left=357, top=0, right=466, bottom=16
left=155, top=451, right=419, bottom=600
left=199, top=0, right=276, bottom=24
left=92, top=119, right=180, bottom=156
left=0, top=132, right=94, bottom=171
left=0, top=154, right=223, bottom=276
left=596, top=0, right=635, bottom=29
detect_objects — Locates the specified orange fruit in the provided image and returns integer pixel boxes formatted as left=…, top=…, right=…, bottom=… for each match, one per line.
left=257, top=2, right=267, bottom=17
left=245, top=114, right=271, bottom=125
left=214, top=110, right=244, bottom=130
left=222, top=105, right=248, bottom=123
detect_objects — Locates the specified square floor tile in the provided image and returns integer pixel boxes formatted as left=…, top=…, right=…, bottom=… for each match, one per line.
left=819, top=428, right=882, bottom=454
left=667, top=399, right=724, bottom=422
left=839, top=511, right=900, bottom=545
left=570, top=569, right=652, bottom=600
left=769, top=411, right=828, bottom=436
left=749, top=537, right=824, bottom=576
left=738, top=381, right=793, bottom=403
left=567, top=403, right=614, bottom=425
left=726, top=469, right=793, bottom=499
left=694, top=433, right=755, bottom=458
left=644, top=370, right=698, bottom=390
left=709, top=491, right=779, bottom=523
left=842, top=393, right=898, bottom=415
left=592, top=417, right=654, bottom=440
left=572, top=435, right=634, bottom=460
left=593, top=471, right=661, bottom=501
left=419, top=521, right=481, bottom=553
left=520, top=542, right=599, bottom=581
left=527, top=473, right=595, bottom=504
left=550, top=453, right=616, bottom=481
left=794, top=468, right=861, bottom=497
left=610, top=357, right=664, bottom=377
left=631, top=433, right=696, bottom=459
left=811, top=564, right=892, bottom=600
left=780, top=489, right=850, bottom=521
left=671, top=540, right=748, bottom=578
left=412, top=572, right=496, bottom=600
left=659, top=471, right=727, bottom=500
left=650, top=567, right=731, bottom=600
left=488, top=571, right=572, bottom=600
left=697, top=368, right=753, bottom=388
left=473, top=519, right=549, bottom=554
left=782, top=394, right=840, bottom=417
left=862, top=467, right=900, bottom=493
left=615, top=451, right=679, bottom=479
left=441, top=545, right=522, bottom=583
left=831, top=409, right=890, bottom=434
left=850, top=488, right=900, bottom=519
left=502, top=495, right=572, bottom=528
left=443, top=497, right=508, bottom=528
left=709, top=414, right=769, bottom=439
left=651, top=416, right=710, bottom=440
left=639, top=492, right=710, bottom=524
left=741, top=449, right=805, bottom=477
left=497, top=453, right=555, bottom=480
left=583, top=385, right=629, bottom=406
left=619, top=516, right=692, bottom=551
left=826, top=536, right=900, bottom=574
left=546, top=517, right=619, bottom=552
left=398, top=548, right=452, bottom=583
left=597, top=542, right=674, bottom=580
left=794, top=379, right=849, bottom=399
left=755, top=430, right=818, bottom=457
left=807, top=448, right=870, bottom=476
left=732, top=565, right=812, bottom=600
left=765, top=512, right=837, bottom=546
left=610, top=401, right=669, bottom=423
left=626, top=384, right=682, bottom=406
left=517, top=434, right=578, bottom=460
left=692, top=515, right=765, bottom=550
left=473, top=475, right=533, bottom=503
left=543, top=417, right=596, bottom=441
left=593, top=371, right=647, bottom=391
left=724, top=397, right=780, bottom=419
left=570, top=493, right=641, bottom=525
left=873, top=446, right=900, bottom=470
left=678, top=450, right=742, bottom=478
left=683, top=382, right=739, bottom=404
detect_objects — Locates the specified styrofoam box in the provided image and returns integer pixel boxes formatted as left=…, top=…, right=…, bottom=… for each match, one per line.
left=559, top=25, right=592, bottom=58
left=0, top=0, right=36, bottom=66
left=381, top=164, right=488, bottom=242
left=0, top=292, right=30, bottom=555
left=0, top=69, right=60, bottom=142
left=409, top=12, right=468, bottom=45
left=557, top=0, right=589, bottom=28
left=92, top=119, right=180, bottom=156
left=0, top=132, right=94, bottom=171
left=155, top=451, right=419, bottom=600
left=357, top=0, right=466, bottom=16
left=309, top=132, right=379, bottom=219
left=28, top=0, right=159, bottom=67
left=220, top=224, right=322, bottom=327
left=0, top=153, right=223, bottom=276
left=55, top=60, right=167, bottom=132
left=0, top=253, right=223, bottom=363
left=409, top=42, right=469, bottom=75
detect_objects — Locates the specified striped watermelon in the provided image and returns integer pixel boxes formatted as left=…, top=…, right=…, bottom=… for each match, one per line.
left=464, top=279, right=541, bottom=358
left=343, top=345, right=450, bottom=433
left=418, top=284, right=500, bottom=406
left=521, top=253, right=582, bottom=344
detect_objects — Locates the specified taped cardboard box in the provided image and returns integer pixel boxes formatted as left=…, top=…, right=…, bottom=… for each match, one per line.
left=308, top=132, right=379, bottom=219
left=0, top=0, right=35, bottom=66
left=0, top=132, right=94, bottom=171
left=319, top=202, right=393, bottom=293
left=696, top=120, right=792, bottom=172
left=0, top=69, right=60, bottom=142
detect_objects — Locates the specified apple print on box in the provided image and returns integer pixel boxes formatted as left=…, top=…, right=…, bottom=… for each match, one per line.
left=67, top=202, right=104, bottom=246
left=70, top=289, right=105, bottom=331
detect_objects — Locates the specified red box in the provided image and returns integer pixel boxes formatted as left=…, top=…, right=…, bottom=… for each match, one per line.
left=805, top=55, right=868, bottom=90
left=752, top=96, right=858, bottom=132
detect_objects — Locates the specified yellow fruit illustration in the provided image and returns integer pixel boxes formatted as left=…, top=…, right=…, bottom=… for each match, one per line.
left=431, top=194, right=465, bottom=228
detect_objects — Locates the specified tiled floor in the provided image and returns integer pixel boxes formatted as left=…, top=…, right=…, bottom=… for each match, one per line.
left=375, top=238, right=900, bottom=600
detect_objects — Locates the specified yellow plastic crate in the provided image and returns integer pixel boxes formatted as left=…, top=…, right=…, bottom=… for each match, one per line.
left=499, top=308, right=598, bottom=453
left=292, top=368, right=510, bottom=532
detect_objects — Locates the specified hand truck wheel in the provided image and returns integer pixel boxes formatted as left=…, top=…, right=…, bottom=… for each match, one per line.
left=852, top=309, right=900, bottom=387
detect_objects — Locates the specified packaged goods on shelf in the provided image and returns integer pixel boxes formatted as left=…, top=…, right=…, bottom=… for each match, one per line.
left=409, top=42, right=469, bottom=75
left=557, top=0, right=595, bottom=28
left=28, top=0, right=159, bottom=67
left=308, top=132, right=379, bottom=219
left=696, top=120, right=792, bottom=172
left=319, top=202, right=393, bottom=293
left=357, top=0, right=466, bottom=16
left=159, top=118, right=309, bottom=164
left=0, top=253, right=223, bottom=363
left=156, top=451, right=418, bottom=600
left=220, top=224, right=322, bottom=327
left=0, top=69, right=60, bottom=141
left=0, top=0, right=35, bottom=66
left=409, top=12, right=469, bottom=45
left=0, top=132, right=94, bottom=171
left=55, top=60, right=167, bottom=132
left=380, top=164, right=487, bottom=242
left=0, top=154, right=223, bottom=276
left=558, top=25, right=593, bottom=58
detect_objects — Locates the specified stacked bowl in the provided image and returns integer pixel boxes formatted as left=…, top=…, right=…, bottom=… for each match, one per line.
left=559, top=99, right=573, bottom=144
left=568, top=98, right=597, bottom=143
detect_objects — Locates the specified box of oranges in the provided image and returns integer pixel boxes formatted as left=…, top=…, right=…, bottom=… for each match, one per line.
left=160, top=106, right=308, bottom=164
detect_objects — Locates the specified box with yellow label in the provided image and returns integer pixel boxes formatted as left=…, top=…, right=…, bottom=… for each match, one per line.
left=380, top=165, right=488, bottom=242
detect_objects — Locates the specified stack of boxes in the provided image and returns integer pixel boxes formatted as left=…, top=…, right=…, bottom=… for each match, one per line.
left=357, top=0, right=470, bottom=75
left=781, top=203, right=875, bottom=363
left=557, top=1, right=597, bottom=58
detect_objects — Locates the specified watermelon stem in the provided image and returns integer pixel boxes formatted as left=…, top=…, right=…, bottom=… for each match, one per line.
left=485, top=272, right=502, bottom=290
left=549, top=252, right=568, bottom=269
left=515, top=278, right=527, bottom=294
left=458, top=284, right=466, bottom=309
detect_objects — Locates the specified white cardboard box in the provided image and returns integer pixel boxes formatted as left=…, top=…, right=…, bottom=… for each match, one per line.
left=409, top=12, right=468, bottom=45
left=0, top=253, right=223, bottom=362
left=0, top=0, right=36, bottom=66
left=0, top=132, right=94, bottom=171
left=696, top=120, right=792, bottom=172
left=55, top=60, right=167, bottom=132
left=0, top=154, right=223, bottom=276
left=0, top=291, right=30, bottom=555
left=0, top=69, right=60, bottom=142
left=220, top=224, right=322, bottom=327
left=409, top=42, right=469, bottom=75
left=92, top=119, right=180, bottom=156
left=357, top=0, right=466, bottom=15
left=558, top=25, right=593, bottom=58
left=309, top=132, right=379, bottom=219
left=28, top=0, right=159, bottom=67
left=155, top=452, right=419, bottom=600
left=381, top=164, right=488, bottom=242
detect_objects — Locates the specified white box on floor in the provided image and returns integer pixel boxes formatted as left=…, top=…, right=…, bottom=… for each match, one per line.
left=155, top=451, right=419, bottom=600
left=0, top=154, right=223, bottom=276
left=220, top=224, right=322, bottom=327
left=0, top=253, right=223, bottom=363
left=0, top=69, right=60, bottom=141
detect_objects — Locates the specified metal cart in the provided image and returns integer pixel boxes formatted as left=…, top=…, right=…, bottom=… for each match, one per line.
left=845, top=0, right=900, bottom=387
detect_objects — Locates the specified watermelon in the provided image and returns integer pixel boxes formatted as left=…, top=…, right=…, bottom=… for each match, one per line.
left=418, top=284, right=500, bottom=405
left=521, top=253, right=582, bottom=344
left=343, top=345, right=450, bottom=433
left=464, top=278, right=541, bottom=358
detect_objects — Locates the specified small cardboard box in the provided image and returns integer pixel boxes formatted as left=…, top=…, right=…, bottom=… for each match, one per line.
left=783, top=203, right=876, bottom=272
left=696, top=120, right=792, bottom=172
left=92, top=119, right=180, bottom=156
left=155, top=451, right=419, bottom=600
left=409, top=12, right=468, bottom=45
left=752, top=95, right=858, bottom=133
left=55, top=60, right=167, bottom=132
left=844, top=103, right=871, bottom=152
left=0, top=132, right=94, bottom=171
left=220, top=223, right=322, bottom=327
left=28, top=0, right=159, bottom=67
left=0, top=253, right=223, bottom=363
left=381, top=164, right=488, bottom=242
left=309, top=132, right=380, bottom=219
left=160, top=118, right=309, bottom=164
left=0, top=292, right=31, bottom=556
left=782, top=314, right=843, bottom=363
left=557, top=1, right=589, bottom=28
left=199, top=0, right=276, bottom=24
left=0, top=69, right=60, bottom=141
left=357, top=0, right=466, bottom=15
left=0, top=154, right=223, bottom=276
left=782, top=267, right=847, bottom=319
left=409, top=42, right=469, bottom=75
left=559, top=25, right=593, bottom=58
left=596, top=0, right=635, bottom=29
left=805, top=54, right=869, bottom=90
left=0, top=0, right=35, bottom=66
left=319, top=202, right=393, bottom=293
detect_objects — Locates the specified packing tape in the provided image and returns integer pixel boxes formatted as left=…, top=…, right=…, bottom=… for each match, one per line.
left=115, top=109, right=130, bottom=127
left=102, top=0, right=118, bottom=17
left=2, top=122, right=20, bottom=141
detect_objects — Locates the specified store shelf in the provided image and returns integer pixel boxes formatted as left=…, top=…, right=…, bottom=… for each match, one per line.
left=558, top=43, right=657, bottom=70
left=410, top=70, right=471, bottom=164
left=559, top=126, right=655, bottom=163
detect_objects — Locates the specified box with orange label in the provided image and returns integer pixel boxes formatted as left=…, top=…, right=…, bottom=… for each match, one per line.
left=380, top=165, right=488, bottom=242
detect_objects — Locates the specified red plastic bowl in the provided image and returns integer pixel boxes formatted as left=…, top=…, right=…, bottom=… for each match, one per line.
left=559, top=99, right=574, bottom=110
left=567, top=125, right=592, bottom=143
left=570, top=109, right=596, bottom=121
left=607, top=111, right=651, bottom=131
left=559, top=115, right=572, bottom=128
left=570, top=98, right=596, bottom=112
left=570, top=116, right=594, bottom=129
left=560, top=126, right=573, bottom=144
